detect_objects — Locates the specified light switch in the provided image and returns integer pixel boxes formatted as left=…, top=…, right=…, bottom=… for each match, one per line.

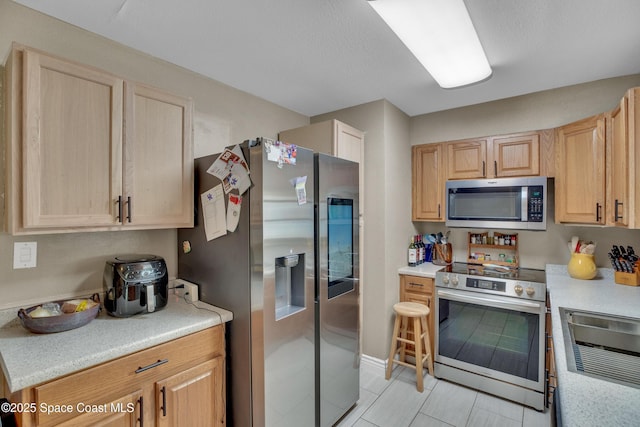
left=14, top=242, right=37, bottom=269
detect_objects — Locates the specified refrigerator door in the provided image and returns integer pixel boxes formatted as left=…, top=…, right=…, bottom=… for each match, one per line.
left=252, top=144, right=316, bottom=427
left=315, top=153, right=360, bottom=427
left=178, top=151, right=254, bottom=427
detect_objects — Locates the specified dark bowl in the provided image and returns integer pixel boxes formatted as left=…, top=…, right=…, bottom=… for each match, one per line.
left=17, top=293, right=101, bottom=334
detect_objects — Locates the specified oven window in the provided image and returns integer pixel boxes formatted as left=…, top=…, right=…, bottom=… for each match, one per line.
left=438, top=299, right=539, bottom=381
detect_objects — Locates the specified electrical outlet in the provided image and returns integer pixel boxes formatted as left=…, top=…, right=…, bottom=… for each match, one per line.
left=174, top=279, right=198, bottom=303
left=184, top=282, right=198, bottom=303
left=14, top=242, right=37, bottom=269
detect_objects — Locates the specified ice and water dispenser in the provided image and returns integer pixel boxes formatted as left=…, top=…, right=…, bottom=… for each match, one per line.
left=275, top=254, right=306, bottom=320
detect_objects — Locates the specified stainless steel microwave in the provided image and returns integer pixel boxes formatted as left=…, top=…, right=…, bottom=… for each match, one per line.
left=445, top=177, right=547, bottom=230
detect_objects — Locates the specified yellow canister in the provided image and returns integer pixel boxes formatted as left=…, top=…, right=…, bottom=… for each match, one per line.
left=567, top=253, right=597, bottom=280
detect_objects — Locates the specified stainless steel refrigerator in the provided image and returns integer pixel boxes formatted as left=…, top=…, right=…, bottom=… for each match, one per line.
left=178, top=139, right=359, bottom=427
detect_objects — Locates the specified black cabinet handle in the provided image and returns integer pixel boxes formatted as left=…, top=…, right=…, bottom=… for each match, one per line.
left=160, top=386, right=167, bottom=417
left=138, top=396, right=144, bottom=427
left=482, top=161, right=486, bottom=177
left=126, top=196, right=132, bottom=222
left=615, top=199, right=623, bottom=221
left=494, top=160, right=497, bottom=177
left=437, top=204, right=441, bottom=218
left=596, top=203, right=602, bottom=222
left=116, top=195, right=123, bottom=222
left=135, top=359, right=168, bottom=374
left=408, top=282, right=424, bottom=287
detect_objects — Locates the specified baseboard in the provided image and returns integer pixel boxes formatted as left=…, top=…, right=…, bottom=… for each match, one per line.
left=361, top=354, right=387, bottom=373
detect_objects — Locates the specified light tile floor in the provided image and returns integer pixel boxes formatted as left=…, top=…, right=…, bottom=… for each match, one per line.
left=336, top=362, right=553, bottom=427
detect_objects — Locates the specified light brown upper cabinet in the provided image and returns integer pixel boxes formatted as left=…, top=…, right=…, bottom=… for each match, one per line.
left=605, top=87, right=640, bottom=228
left=123, top=82, right=193, bottom=228
left=555, top=114, right=606, bottom=225
left=492, top=133, right=540, bottom=177
left=446, top=138, right=488, bottom=179
left=446, top=132, right=543, bottom=180
left=4, top=46, right=193, bottom=234
left=607, top=94, right=629, bottom=227
left=18, top=48, right=125, bottom=230
left=412, top=143, right=445, bottom=221
left=555, top=87, right=640, bottom=228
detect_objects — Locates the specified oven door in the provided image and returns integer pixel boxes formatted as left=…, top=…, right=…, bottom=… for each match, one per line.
left=435, top=288, right=546, bottom=392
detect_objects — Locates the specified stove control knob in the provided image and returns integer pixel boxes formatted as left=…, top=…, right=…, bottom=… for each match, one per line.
left=526, top=286, right=535, bottom=297
left=514, top=284, right=523, bottom=295
left=451, top=274, right=459, bottom=286
left=442, top=274, right=450, bottom=285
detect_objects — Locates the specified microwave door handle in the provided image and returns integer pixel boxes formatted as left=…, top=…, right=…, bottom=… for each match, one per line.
left=521, top=186, right=528, bottom=221
left=437, top=289, right=543, bottom=313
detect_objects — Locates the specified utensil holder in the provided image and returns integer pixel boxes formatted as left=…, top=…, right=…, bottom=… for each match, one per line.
left=432, top=243, right=452, bottom=266
left=567, top=253, right=597, bottom=280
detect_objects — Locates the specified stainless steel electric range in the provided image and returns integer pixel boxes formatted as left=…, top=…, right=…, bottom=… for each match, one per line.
left=434, top=263, right=547, bottom=410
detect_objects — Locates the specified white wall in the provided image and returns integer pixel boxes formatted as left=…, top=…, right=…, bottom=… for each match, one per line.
left=0, top=0, right=308, bottom=309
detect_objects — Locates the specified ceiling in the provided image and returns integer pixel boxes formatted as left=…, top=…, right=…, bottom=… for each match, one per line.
left=12, top=0, right=640, bottom=117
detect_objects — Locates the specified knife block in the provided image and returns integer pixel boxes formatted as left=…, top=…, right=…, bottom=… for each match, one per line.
left=614, top=269, right=640, bottom=286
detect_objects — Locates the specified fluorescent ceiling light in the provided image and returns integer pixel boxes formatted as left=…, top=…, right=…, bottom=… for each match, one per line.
left=368, top=0, right=492, bottom=88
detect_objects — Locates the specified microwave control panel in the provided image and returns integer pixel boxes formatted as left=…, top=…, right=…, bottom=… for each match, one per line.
left=527, top=185, right=544, bottom=222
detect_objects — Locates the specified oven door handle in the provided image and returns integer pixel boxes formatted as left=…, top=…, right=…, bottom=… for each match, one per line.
left=437, top=289, right=543, bottom=313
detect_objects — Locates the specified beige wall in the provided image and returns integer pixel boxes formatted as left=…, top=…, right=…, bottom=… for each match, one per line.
left=412, top=74, right=640, bottom=270
left=0, top=0, right=308, bottom=309
left=313, top=100, right=413, bottom=359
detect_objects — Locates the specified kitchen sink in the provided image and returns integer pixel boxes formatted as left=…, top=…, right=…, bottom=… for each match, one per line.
left=559, top=307, right=640, bottom=388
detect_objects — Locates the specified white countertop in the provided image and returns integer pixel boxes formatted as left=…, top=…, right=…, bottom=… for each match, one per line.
left=545, top=264, right=640, bottom=427
left=0, top=295, right=232, bottom=393
left=398, top=263, right=444, bottom=278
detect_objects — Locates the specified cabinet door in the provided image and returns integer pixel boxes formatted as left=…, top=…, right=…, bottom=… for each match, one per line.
left=608, top=96, right=629, bottom=226
left=334, top=121, right=364, bottom=164
left=123, top=82, right=193, bottom=227
left=555, top=114, right=606, bottom=224
left=446, top=139, right=488, bottom=180
left=56, top=390, right=143, bottom=427
left=399, top=275, right=435, bottom=358
left=22, top=49, right=123, bottom=228
left=156, top=358, right=225, bottom=427
left=492, top=133, right=540, bottom=177
left=412, top=144, right=445, bottom=221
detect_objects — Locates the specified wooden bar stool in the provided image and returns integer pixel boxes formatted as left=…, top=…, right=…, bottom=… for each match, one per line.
left=385, top=301, right=434, bottom=392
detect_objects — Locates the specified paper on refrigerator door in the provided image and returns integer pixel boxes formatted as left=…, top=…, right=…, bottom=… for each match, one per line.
left=226, top=194, right=242, bottom=232
left=206, top=145, right=252, bottom=195
left=290, top=176, right=307, bottom=205
left=201, top=184, right=227, bottom=241
left=222, top=161, right=251, bottom=195
left=265, top=140, right=297, bottom=168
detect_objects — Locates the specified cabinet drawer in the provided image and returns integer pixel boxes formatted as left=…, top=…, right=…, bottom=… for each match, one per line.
left=401, top=275, right=434, bottom=296
left=403, top=292, right=430, bottom=307
left=34, top=326, right=223, bottom=427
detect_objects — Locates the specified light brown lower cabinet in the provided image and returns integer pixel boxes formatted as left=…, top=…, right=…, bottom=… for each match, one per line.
left=398, top=274, right=436, bottom=359
left=10, top=326, right=225, bottom=427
